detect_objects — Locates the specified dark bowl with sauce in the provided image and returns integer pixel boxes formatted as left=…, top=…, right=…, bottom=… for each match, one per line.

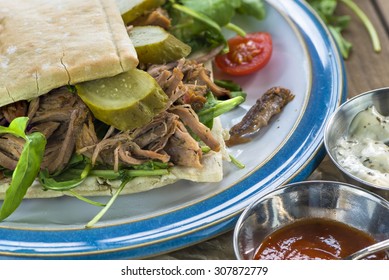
left=324, top=87, right=389, bottom=198
left=233, top=181, right=389, bottom=260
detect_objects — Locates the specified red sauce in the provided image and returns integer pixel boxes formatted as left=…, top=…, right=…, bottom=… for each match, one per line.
left=253, top=218, right=388, bottom=260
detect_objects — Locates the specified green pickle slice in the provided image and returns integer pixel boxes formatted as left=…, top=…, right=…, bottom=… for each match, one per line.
left=76, top=69, right=168, bottom=131
left=129, top=25, right=191, bottom=64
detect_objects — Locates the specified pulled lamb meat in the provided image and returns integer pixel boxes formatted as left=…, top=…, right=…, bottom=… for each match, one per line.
left=0, top=134, right=24, bottom=170
left=169, top=105, right=220, bottom=152
left=83, top=113, right=178, bottom=168
left=76, top=111, right=203, bottom=171
left=0, top=87, right=89, bottom=174
left=146, top=58, right=230, bottom=102
left=130, top=7, right=171, bottom=29
left=1, top=100, right=28, bottom=123
left=0, top=56, right=226, bottom=174
left=164, top=121, right=202, bottom=168
left=226, top=87, right=295, bottom=146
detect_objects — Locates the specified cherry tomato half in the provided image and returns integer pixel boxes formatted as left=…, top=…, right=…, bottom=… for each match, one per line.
left=215, top=32, right=273, bottom=76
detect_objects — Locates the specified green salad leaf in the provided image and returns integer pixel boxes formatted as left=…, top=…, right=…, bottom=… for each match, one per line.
left=165, top=0, right=266, bottom=52
left=237, top=0, right=266, bottom=20
left=196, top=79, right=246, bottom=128
left=179, top=0, right=242, bottom=27
left=39, top=163, right=92, bottom=191
left=307, top=0, right=381, bottom=59
left=198, top=92, right=245, bottom=128
left=0, top=117, right=46, bottom=221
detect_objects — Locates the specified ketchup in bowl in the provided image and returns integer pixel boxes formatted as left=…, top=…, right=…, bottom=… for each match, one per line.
left=254, top=218, right=388, bottom=260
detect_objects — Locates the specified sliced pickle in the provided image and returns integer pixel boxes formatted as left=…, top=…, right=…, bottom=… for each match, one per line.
left=76, top=69, right=168, bottom=131
left=115, top=0, right=166, bottom=24
left=129, top=25, right=191, bottom=64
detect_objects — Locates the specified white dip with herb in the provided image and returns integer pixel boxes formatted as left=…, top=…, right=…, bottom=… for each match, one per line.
left=334, top=105, right=389, bottom=186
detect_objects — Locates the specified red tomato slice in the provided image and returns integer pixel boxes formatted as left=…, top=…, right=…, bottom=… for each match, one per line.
left=215, top=32, right=273, bottom=76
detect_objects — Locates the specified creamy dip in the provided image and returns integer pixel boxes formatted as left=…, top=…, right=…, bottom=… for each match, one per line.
left=333, top=105, right=389, bottom=187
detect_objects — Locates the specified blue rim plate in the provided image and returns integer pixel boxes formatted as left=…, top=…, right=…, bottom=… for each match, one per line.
left=0, top=0, right=346, bottom=259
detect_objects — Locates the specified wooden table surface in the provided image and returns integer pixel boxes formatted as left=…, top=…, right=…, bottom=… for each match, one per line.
left=152, top=0, right=389, bottom=260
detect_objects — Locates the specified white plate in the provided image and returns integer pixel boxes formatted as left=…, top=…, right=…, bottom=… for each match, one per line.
left=0, top=0, right=345, bottom=259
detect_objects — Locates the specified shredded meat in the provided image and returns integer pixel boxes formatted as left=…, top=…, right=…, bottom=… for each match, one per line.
left=75, top=117, right=100, bottom=160
left=0, top=151, right=19, bottom=171
left=157, top=68, right=184, bottom=97
left=27, top=98, right=40, bottom=120
left=130, top=7, right=171, bottom=29
left=0, top=87, right=90, bottom=174
left=76, top=110, right=204, bottom=171
left=227, top=87, right=295, bottom=146
left=42, top=108, right=88, bottom=173
left=164, top=121, right=202, bottom=168
left=146, top=58, right=230, bottom=111
left=29, top=122, right=61, bottom=139
left=170, top=105, right=220, bottom=152
left=0, top=57, right=225, bottom=173
left=1, top=100, right=28, bottom=123
left=132, top=111, right=178, bottom=150
left=0, top=135, right=24, bottom=170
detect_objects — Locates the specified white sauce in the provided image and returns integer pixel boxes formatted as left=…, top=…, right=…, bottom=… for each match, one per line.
left=333, top=106, right=389, bottom=187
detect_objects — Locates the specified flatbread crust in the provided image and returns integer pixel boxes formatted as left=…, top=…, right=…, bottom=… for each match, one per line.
left=0, top=0, right=138, bottom=107
left=0, top=118, right=229, bottom=199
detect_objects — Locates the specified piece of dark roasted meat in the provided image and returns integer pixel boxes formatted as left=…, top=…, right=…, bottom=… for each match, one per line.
left=226, top=87, right=294, bottom=146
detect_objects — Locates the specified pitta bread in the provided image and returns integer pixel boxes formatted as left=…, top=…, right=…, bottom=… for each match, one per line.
left=0, top=118, right=228, bottom=199
left=0, top=0, right=138, bottom=107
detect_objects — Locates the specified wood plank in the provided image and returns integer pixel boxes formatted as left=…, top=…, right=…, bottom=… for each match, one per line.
left=373, top=0, right=389, bottom=35
left=337, top=0, right=389, bottom=98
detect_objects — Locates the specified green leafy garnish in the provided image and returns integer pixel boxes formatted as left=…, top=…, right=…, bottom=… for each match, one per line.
left=39, top=164, right=92, bottom=191
left=214, top=79, right=248, bottom=99
left=0, top=117, right=46, bottom=221
left=229, top=154, right=245, bottom=169
left=66, top=190, right=107, bottom=207
left=214, top=79, right=245, bottom=92
left=37, top=157, right=169, bottom=226
left=39, top=159, right=169, bottom=192
left=85, top=177, right=130, bottom=229
left=165, top=0, right=266, bottom=52
left=84, top=167, right=169, bottom=228
left=38, top=154, right=93, bottom=191
left=198, top=92, right=245, bottom=128
left=236, top=0, right=266, bottom=20
left=307, top=0, right=381, bottom=59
